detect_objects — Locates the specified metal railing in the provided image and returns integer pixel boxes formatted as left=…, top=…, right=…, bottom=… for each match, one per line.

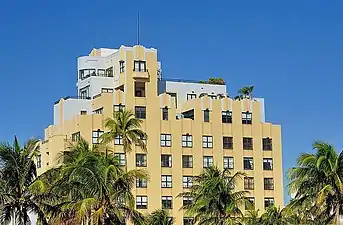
left=80, top=72, right=113, bottom=80
left=54, top=96, right=91, bottom=104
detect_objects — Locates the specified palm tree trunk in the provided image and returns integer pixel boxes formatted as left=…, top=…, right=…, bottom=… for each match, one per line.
left=337, top=206, right=341, bottom=225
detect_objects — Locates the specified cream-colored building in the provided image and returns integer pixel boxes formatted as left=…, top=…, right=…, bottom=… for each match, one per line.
left=38, top=44, right=283, bottom=224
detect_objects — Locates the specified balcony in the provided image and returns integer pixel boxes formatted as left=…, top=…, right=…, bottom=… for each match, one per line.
left=133, top=70, right=149, bottom=79
left=79, top=71, right=113, bottom=80
left=54, top=96, right=91, bottom=105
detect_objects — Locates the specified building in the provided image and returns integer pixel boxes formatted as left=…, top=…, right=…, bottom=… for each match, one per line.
left=38, top=44, right=284, bottom=224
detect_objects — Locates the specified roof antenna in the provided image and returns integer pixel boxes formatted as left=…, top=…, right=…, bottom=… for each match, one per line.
left=137, top=12, right=140, bottom=46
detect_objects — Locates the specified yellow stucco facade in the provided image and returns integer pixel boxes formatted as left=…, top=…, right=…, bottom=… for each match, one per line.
left=39, top=45, right=284, bottom=224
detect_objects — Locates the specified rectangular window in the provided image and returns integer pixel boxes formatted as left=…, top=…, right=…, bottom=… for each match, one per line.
left=182, top=135, right=193, bottom=148
left=263, top=158, right=273, bottom=170
left=136, top=178, right=147, bottom=188
left=160, top=134, right=172, bottom=147
left=222, top=111, right=232, bottom=123
left=136, top=154, right=147, bottom=167
left=136, top=135, right=147, bottom=145
left=114, top=153, right=126, bottom=166
left=183, top=218, right=194, bottom=225
left=79, top=69, right=96, bottom=80
left=93, top=107, right=103, bottom=114
left=79, top=86, right=90, bottom=99
left=223, top=157, right=234, bottom=169
left=263, top=138, right=273, bottom=151
left=203, top=156, right=213, bottom=168
left=114, top=135, right=123, bottom=145
left=37, top=155, right=41, bottom=168
left=92, top=130, right=104, bottom=144
left=202, top=136, right=213, bottom=148
left=161, top=155, right=172, bottom=167
left=80, top=110, right=87, bottom=115
left=187, top=93, right=196, bottom=100
left=134, top=60, right=147, bottom=72
left=242, top=111, right=252, bottom=124
left=223, top=137, right=233, bottom=149
left=204, top=109, right=210, bottom=122
left=183, top=196, right=193, bottom=206
left=182, top=155, right=193, bottom=168
left=98, top=69, right=106, bottom=77
left=161, top=175, right=172, bottom=188
left=243, top=137, right=253, bottom=150
left=105, top=67, right=113, bottom=77
left=135, top=106, right=146, bottom=119
left=183, top=176, right=193, bottom=188
left=245, top=197, right=255, bottom=210
left=71, top=132, right=80, bottom=142
left=243, top=157, right=254, bottom=170
left=101, top=88, right=113, bottom=93
left=264, top=178, right=274, bottom=190
left=162, top=108, right=168, bottom=120
left=264, top=198, right=274, bottom=209
left=119, top=60, right=125, bottom=73
left=136, top=196, right=147, bottom=209
left=161, top=196, right=173, bottom=209
left=244, top=177, right=254, bottom=190
left=114, top=104, right=125, bottom=112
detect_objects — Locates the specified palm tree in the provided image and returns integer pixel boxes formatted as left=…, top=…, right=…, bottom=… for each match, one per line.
left=145, top=209, right=174, bottom=225
left=179, top=166, right=247, bottom=225
left=260, top=206, right=291, bottom=225
left=235, top=86, right=254, bottom=100
left=49, top=138, right=147, bottom=225
left=244, top=209, right=261, bottom=225
left=0, top=137, right=50, bottom=225
left=288, top=141, right=343, bottom=225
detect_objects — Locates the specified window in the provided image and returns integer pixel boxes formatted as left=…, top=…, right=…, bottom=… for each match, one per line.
left=114, top=153, right=126, bottom=166
left=80, top=110, right=87, bottom=115
left=204, top=109, right=210, bottom=122
left=114, top=135, right=123, bottom=145
left=183, top=176, right=193, bottom=188
left=114, top=104, right=125, bottom=112
left=264, top=178, right=274, bottom=190
left=203, top=156, right=213, bottom=168
left=71, top=132, right=80, bottom=142
left=243, top=137, right=253, bottom=150
left=245, top=197, right=255, bottom=210
left=98, top=69, right=105, bottom=77
left=162, top=108, right=168, bottom=120
left=161, top=155, right=172, bottom=167
left=222, top=111, right=232, bottom=123
left=135, top=82, right=146, bottom=97
left=101, top=88, right=113, bottom=93
left=136, top=135, right=147, bottom=145
left=135, top=106, right=146, bottom=119
left=242, top=111, right=252, bottom=124
left=263, top=138, right=273, bottom=151
left=134, top=60, right=146, bottom=72
left=264, top=198, right=274, bottom=209
left=105, top=67, right=113, bottom=77
left=37, top=155, right=41, bottom=168
left=263, top=158, right=273, bottom=170
left=182, top=135, right=193, bottom=148
left=223, top=137, right=233, bottom=149
left=136, top=196, right=147, bottom=209
left=184, top=218, right=194, bottom=225
left=202, top=136, right=213, bottom=148
left=161, top=175, right=172, bottom=188
left=93, top=107, right=103, bottom=114
left=223, top=157, right=234, bottom=169
left=183, top=196, right=193, bottom=206
left=136, top=154, right=147, bottom=167
left=182, top=155, right=193, bottom=168
left=161, top=196, right=172, bottom=209
left=160, top=134, right=172, bottom=147
left=79, top=69, right=96, bottom=80
left=79, top=86, right=90, bottom=99
left=136, top=178, right=147, bottom=188
left=187, top=93, right=196, bottom=100
left=244, top=157, right=254, bottom=170
left=244, top=177, right=254, bottom=190
left=119, top=60, right=125, bottom=73
left=92, top=129, right=103, bottom=144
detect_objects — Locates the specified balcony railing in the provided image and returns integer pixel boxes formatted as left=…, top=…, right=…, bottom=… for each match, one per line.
left=80, top=72, right=113, bottom=80
left=54, top=96, right=91, bottom=104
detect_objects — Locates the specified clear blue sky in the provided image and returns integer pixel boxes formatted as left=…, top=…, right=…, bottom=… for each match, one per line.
left=1, top=0, right=342, bottom=200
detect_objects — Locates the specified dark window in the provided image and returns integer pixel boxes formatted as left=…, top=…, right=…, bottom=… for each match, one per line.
left=204, top=109, right=210, bottom=122
left=135, top=106, right=146, bottom=119
left=182, top=109, right=194, bottom=120
left=80, top=110, right=87, bottom=115
left=79, top=69, right=96, bottom=80
left=114, top=153, right=126, bottom=166
left=243, top=137, right=253, bottom=150
left=183, top=218, right=194, bottom=225
left=182, top=135, right=193, bottom=148
left=72, top=132, right=80, bottom=142
left=98, top=69, right=106, bottom=77
left=263, top=158, right=273, bottom=170
left=119, top=60, right=125, bottom=73
left=162, top=196, right=172, bottom=209
left=93, top=107, right=103, bottom=114
left=114, top=135, right=123, bottom=145
left=92, top=129, right=104, bottom=144
left=114, top=104, right=125, bottom=112
left=136, top=178, right=147, bottom=188
left=264, top=198, right=274, bottom=209
left=136, top=154, right=147, bottom=167
left=134, top=60, right=146, bottom=72
left=161, top=175, right=172, bottom=188
left=136, top=196, right=147, bottom=209
left=183, top=196, right=193, bottom=206
left=223, top=157, right=234, bottom=169
left=223, top=137, right=233, bottom=149
left=187, top=93, right=196, bottom=100
left=242, top=111, right=252, bottom=124
left=222, top=111, right=232, bottom=123
left=160, top=134, right=172, bottom=147
left=203, top=156, right=213, bottom=168
left=161, top=155, right=172, bottom=167
left=106, top=67, right=113, bottom=77
left=244, top=157, right=254, bottom=170
left=162, top=108, right=168, bottom=120
left=202, top=136, right=213, bottom=148
left=37, top=155, right=41, bottom=168
left=135, top=82, right=146, bottom=97
left=244, top=177, right=254, bottom=190
left=182, top=155, right=193, bottom=168
left=245, top=197, right=255, bottom=210
left=79, top=86, right=90, bottom=99
left=263, top=138, right=273, bottom=151
left=183, top=176, right=193, bottom=188
left=264, top=178, right=274, bottom=190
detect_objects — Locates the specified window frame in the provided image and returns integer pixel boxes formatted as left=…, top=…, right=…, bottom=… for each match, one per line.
left=203, top=109, right=210, bottom=122
left=114, top=104, right=125, bottom=112
left=182, top=155, right=193, bottom=168
left=162, top=107, right=168, bottom=120
left=222, top=110, right=232, bottom=123
left=37, top=155, right=41, bottom=168
left=223, top=157, right=234, bottom=169
left=263, top=158, right=273, bottom=170
left=264, top=178, right=274, bottom=190
left=114, top=135, right=123, bottom=145
left=182, top=176, right=193, bottom=188
left=183, top=196, right=193, bottom=206
left=161, top=154, right=172, bottom=168
left=264, top=198, right=275, bottom=209
left=223, top=136, right=233, bottom=149
left=134, top=60, right=147, bottom=72
left=243, top=157, right=254, bottom=170
left=243, top=137, right=253, bottom=150
left=92, top=129, right=104, bottom=144
left=161, top=196, right=173, bottom=209
left=242, top=111, right=253, bottom=124
left=161, top=175, right=172, bottom=188
left=114, top=153, right=126, bottom=166
left=136, top=196, right=148, bottom=209
left=187, top=93, right=196, bottom=100
left=182, top=134, right=193, bottom=148
left=244, top=177, right=255, bottom=190
left=202, top=135, right=213, bottom=148
left=203, top=156, right=214, bottom=168
left=263, top=138, right=273, bottom=151
left=135, top=106, right=146, bottom=119
left=72, top=132, right=80, bottom=142
left=160, top=134, right=172, bottom=147
left=136, top=178, right=147, bottom=188
left=136, top=154, right=147, bottom=167
left=119, top=60, right=125, bottom=73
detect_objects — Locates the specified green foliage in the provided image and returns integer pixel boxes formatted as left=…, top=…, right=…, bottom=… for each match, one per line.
left=145, top=209, right=174, bottom=225
left=235, top=86, right=255, bottom=100
left=198, top=77, right=226, bottom=85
